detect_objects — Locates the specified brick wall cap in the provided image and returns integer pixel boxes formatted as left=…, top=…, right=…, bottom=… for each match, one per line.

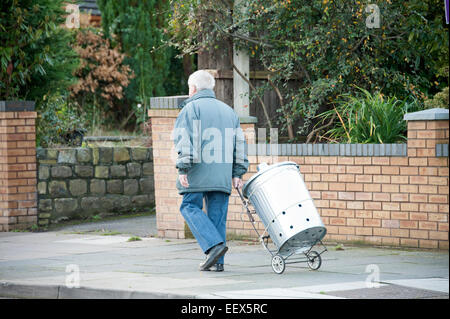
left=0, top=101, right=35, bottom=112
left=404, top=108, right=449, bottom=121
left=239, top=116, right=258, bottom=124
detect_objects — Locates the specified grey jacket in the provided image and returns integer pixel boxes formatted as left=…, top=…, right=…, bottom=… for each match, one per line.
left=173, top=89, right=249, bottom=195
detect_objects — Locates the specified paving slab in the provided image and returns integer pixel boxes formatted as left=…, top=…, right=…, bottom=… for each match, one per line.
left=0, top=230, right=448, bottom=299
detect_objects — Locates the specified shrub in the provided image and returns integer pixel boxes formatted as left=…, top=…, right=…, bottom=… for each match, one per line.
left=317, top=88, right=422, bottom=144
left=37, top=92, right=86, bottom=147
left=0, top=0, right=78, bottom=103
left=168, top=0, right=448, bottom=139
left=69, top=29, right=134, bottom=130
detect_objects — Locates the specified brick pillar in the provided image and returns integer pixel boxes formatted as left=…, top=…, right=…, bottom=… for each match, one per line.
left=148, top=109, right=185, bottom=239
left=0, top=103, right=38, bottom=231
left=404, top=108, right=449, bottom=249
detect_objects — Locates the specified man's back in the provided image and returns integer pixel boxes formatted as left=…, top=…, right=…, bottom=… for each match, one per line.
left=173, top=89, right=248, bottom=194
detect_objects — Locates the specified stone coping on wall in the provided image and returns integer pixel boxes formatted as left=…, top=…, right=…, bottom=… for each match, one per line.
left=0, top=101, right=35, bottom=112
left=404, top=108, right=449, bottom=121
left=149, top=95, right=189, bottom=109
left=248, top=143, right=408, bottom=157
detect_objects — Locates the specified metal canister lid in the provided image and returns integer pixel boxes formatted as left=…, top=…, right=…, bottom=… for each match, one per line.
left=242, top=161, right=299, bottom=198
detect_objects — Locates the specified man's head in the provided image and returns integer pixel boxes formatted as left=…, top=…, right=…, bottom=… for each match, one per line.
left=188, top=70, right=215, bottom=97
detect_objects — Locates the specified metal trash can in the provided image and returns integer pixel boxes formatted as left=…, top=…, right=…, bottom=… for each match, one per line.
left=242, top=161, right=327, bottom=256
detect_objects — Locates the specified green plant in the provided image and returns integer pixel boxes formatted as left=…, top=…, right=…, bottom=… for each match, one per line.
left=127, top=236, right=142, bottom=242
left=424, top=87, right=449, bottom=109
left=0, top=0, right=79, bottom=103
left=168, top=0, right=448, bottom=140
left=317, top=87, right=421, bottom=144
left=37, top=92, right=85, bottom=147
left=97, top=0, right=184, bottom=131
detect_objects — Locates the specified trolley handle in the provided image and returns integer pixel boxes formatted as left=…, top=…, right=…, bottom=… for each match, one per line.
left=235, top=187, right=255, bottom=223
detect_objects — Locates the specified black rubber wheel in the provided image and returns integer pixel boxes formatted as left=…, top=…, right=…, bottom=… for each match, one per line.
left=306, top=250, right=322, bottom=270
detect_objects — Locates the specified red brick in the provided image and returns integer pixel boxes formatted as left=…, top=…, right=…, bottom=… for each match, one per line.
left=391, top=211, right=409, bottom=220
left=428, top=195, right=448, bottom=204
left=330, top=217, right=346, bottom=225
left=364, top=202, right=381, bottom=210
left=400, top=238, right=419, bottom=247
left=382, top=184, right=399, bottom=193
left=429, top=231, right=448, bottom=241
left=410, top=230, right=428, bottom=239
left=382, top=202, right=400, bottom=211
left=373, top=227, right=390, bottom=236
left=419, top=240, right=438, bottom=249
left=364, top=219, right=381, bottom=227
left=338, top=157, right=354, bottom=165
left=355, top=227, right=372, bottom=236
left=373, top=211, right=390, bottom=219
left=356, top=210, right=373, bottom=218
left=400, top=166, right=418, bottom=175
left=373, top=193, right=390, bottom=202
left=391, top=193, right=409, bottom=202
left=400, top=220, right=418, bottom=229
left=338, top=226, right=355, bottom=235
left=391, top=229, right=409, bottom=238
left=364, top=184, right=381, bottom=192
left=346, top=166, right=363, bottom=174
left=410, top=212, right=428, bottom=221
left=338, top=174, right=354, bottom=183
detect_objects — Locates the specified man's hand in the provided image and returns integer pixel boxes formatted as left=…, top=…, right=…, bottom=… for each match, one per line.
left=179, top=174, right=189, bottom=188
left=233, top=177, right=243, bottom=189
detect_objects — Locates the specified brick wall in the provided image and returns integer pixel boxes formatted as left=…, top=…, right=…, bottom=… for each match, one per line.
left=148, top=107, right=449, bottom=249
left=148, top=109, right=185, bottom=238
left=0, top=109, right=38, bottom=231
left=36, top=147, right=155, bottom=226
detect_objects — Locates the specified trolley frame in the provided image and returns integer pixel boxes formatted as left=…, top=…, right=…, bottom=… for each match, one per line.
left=236, top=187, right=327, bottom=274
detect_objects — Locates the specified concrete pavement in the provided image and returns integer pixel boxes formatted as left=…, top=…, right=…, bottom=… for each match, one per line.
left=0, top=221, right=448, bottom=299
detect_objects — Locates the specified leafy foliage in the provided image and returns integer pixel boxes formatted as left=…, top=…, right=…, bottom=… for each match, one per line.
left=97, top=0, right=186, bottom=129
left=167, top=0, right=448, bottom=139
left=317, top=88, right=421, bottom=143
left=69, top=29, right=134, bottom=129
left=37, top=92, right=85, bottom=147
left=0, top=0, right=79, bottom=103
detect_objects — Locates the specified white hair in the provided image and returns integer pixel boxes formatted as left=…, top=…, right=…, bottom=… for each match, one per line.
left=188, top=70, right=215, bottom=91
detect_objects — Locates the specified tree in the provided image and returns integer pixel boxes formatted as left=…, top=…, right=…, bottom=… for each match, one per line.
left=97, top=0, right=174, bottom=129
left=167, top=0, right=449, bottom=140
left=69, top=29, right=135, bottom=130
left=0, top=0, right=79, bottom=105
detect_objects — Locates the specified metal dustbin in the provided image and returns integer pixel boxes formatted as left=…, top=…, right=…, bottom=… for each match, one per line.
left=238, top=161, right=328, bottom=274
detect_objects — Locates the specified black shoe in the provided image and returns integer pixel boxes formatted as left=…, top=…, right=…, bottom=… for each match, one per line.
left=199, top=244, right=228, bottom=271
left=200, top=263, right=225, bottom=272
left=210, top=263, right=224, bottom=272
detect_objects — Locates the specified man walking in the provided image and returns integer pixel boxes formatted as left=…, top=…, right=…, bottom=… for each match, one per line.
left=173, top=70, right=249, bottom=272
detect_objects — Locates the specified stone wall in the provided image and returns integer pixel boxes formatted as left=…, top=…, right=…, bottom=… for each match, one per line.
left=37, top=147, right=155, bottom=225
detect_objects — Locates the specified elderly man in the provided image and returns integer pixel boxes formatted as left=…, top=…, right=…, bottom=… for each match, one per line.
left=173, top=70, right=249, bottom=272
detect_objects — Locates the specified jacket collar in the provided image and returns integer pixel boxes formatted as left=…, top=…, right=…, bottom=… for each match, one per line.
left=179, top=89, right=216, bottom=108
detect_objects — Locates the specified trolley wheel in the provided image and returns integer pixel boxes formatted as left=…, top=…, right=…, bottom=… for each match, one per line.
left=306, top=250, right=322, bottom=270
left=271, top=254, right=285, bottom=274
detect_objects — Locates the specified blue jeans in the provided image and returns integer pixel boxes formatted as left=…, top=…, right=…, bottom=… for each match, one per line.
left=180, top=191, right=229, bottom=264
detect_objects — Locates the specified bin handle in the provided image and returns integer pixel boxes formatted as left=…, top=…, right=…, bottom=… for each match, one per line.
left=235, top=187, right=255, bottom=223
